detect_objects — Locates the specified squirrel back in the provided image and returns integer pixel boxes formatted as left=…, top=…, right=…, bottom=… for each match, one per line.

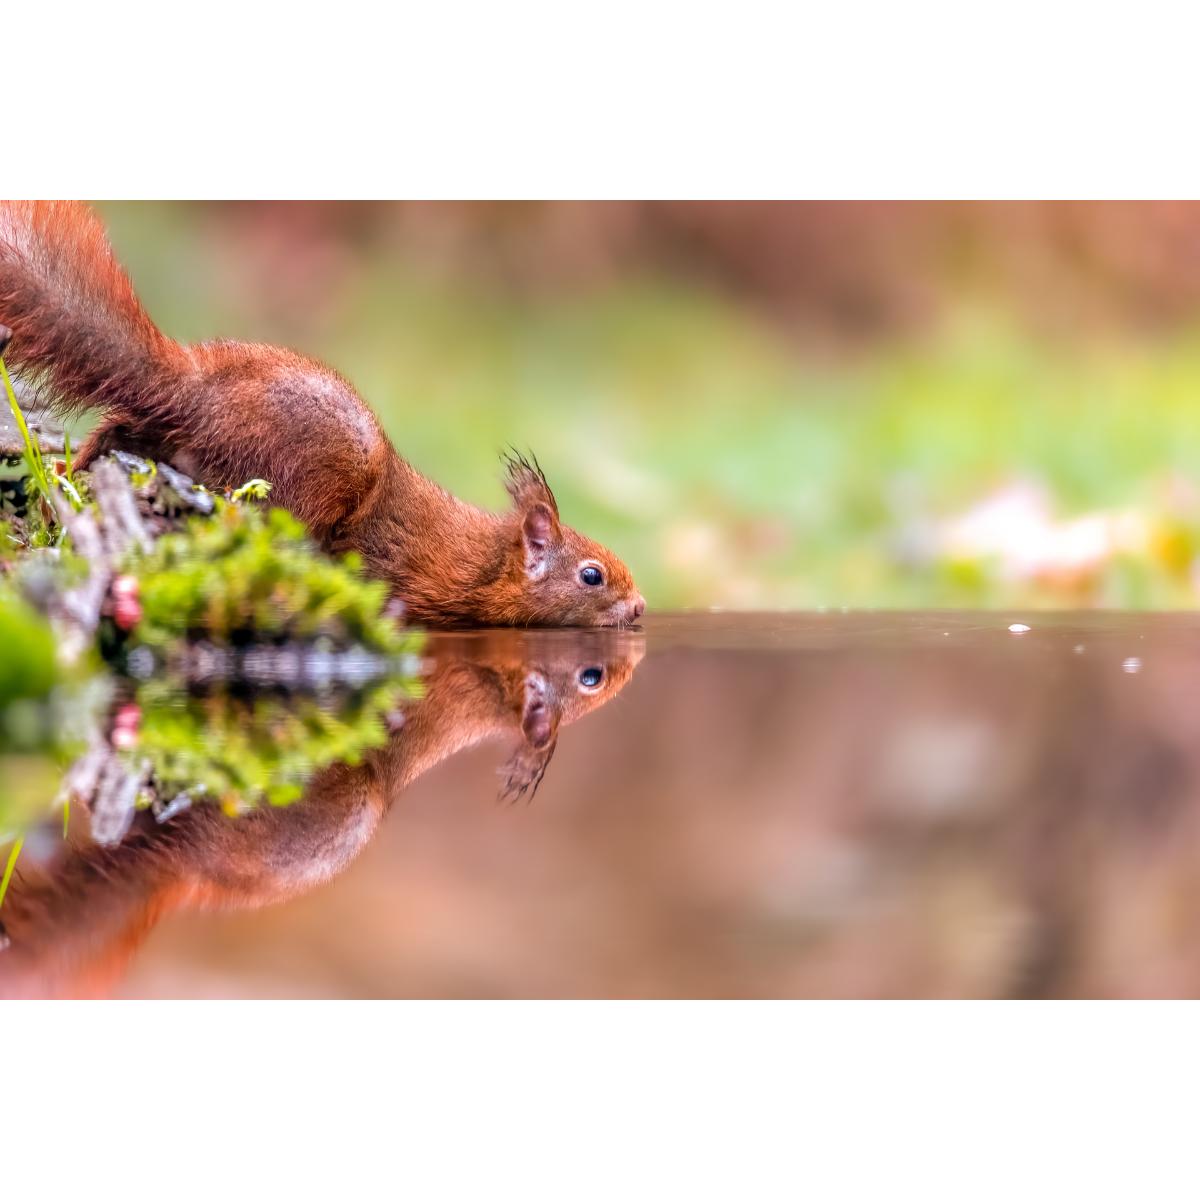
left=0, top=202, right=644, bottom=628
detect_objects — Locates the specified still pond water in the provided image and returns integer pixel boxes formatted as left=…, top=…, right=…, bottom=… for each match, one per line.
left=5, top=611, right=1200, bottom=998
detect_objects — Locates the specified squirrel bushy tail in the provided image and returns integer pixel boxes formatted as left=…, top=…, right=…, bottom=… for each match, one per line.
left=0, top=200, right=188, bottom=418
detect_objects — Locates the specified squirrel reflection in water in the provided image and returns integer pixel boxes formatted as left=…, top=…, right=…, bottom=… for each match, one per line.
left=0, top=630, right=644, bottom=998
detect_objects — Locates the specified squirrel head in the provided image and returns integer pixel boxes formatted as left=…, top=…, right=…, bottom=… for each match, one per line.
left=495, top=452, right=645, bottom=628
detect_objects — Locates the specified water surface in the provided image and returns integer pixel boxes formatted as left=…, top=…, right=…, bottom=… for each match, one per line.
left=8, top=611, right=1200, bottom=998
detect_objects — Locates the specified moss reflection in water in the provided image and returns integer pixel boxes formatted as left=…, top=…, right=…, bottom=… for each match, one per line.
left=2, top=666, right=424, bottom=857
left=130, top=677, right=421, bottom=816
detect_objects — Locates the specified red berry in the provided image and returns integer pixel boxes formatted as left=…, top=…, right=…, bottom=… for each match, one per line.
left=114, top=595, right=143, bottom=631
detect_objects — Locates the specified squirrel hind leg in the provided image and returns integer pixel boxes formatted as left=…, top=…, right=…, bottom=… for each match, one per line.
left=74, top=419, right=157, bottom=470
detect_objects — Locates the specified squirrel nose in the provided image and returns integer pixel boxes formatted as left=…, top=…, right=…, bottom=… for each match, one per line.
left=630, top=594, right=645, bottom=622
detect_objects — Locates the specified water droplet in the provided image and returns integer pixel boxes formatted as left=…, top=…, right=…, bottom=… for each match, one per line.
left=1122, top=657, right=1142, bottom=674
left=1008, top=623, right=1031, bottom=634
left=1073, top=644, right=1085, bottom=655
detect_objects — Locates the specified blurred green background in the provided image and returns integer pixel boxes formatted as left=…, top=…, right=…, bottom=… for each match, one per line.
left=96, top=201, right=1200, bottom=610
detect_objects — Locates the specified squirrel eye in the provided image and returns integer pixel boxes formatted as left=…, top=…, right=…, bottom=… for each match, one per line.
left=578, top=666, right=604, bottom=688
left=579, top=565, right=604, bottom=586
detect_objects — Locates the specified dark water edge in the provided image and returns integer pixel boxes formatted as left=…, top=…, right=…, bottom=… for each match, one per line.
left=8, top=610, right=1200, bottom=998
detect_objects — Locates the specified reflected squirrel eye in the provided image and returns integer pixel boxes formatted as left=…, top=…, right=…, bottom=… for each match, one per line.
left=578, top=666, right=604, bottom=688
left=580, top=565, right=603, bottom=586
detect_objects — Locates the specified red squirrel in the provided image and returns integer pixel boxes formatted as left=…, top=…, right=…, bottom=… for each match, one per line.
left=0, top=631, right=644, bottom=998
left=0, top=201, right=645, bottom=628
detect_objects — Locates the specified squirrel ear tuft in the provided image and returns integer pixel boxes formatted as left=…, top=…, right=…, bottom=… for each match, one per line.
left=503, top=449, right=559, bottom=516
left=499, top=737, right=557, bottom=804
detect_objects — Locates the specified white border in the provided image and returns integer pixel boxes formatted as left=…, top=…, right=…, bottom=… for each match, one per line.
left=7, top=1002, right=1197, bottom=1197
left=9, top=2, right=1200, bottom=197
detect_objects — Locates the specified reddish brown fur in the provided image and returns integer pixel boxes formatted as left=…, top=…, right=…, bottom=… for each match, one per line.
left=0, top=202, right=644, bottom=627
left=0, top=633, right=644, bottom=997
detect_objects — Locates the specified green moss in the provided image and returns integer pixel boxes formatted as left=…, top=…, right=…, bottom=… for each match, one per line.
left=128, top=500, right=420, bottom=655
